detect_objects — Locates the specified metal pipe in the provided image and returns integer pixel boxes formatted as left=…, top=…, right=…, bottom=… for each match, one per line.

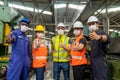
left=4, top=0, right=9, bottom=7
left=105, top=0, right=110, bottom=35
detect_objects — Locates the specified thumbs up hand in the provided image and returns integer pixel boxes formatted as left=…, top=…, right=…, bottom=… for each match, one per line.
left=6, top=32, right=14, bottom=43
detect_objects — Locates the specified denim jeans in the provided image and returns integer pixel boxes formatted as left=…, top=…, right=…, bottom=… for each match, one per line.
left=34, top=67, right=45, bottom=80
left=53, top=62, right=70, bottom=80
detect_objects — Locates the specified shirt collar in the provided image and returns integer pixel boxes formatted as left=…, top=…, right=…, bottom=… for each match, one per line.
left=18, top=29, right=26, bottom=36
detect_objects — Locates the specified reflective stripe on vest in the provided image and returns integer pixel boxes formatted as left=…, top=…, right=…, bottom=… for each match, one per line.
left=34, top=56, right=47, bottom=60
left=52, top=35, right=69, bottom=62
left=70, top=35, right=87, bottom=66
left=32, top=39, right=48, bottom=68
left=71, top=55, right=82, bottom=60
left=54, top=50, right=66, bottom=53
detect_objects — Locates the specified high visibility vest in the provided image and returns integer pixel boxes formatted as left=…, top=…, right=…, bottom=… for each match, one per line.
left=70, top=35, right=87, bottom=66
left=52, top=34, right=70, bottom=62
left=32, top=38, right=48, bottom=68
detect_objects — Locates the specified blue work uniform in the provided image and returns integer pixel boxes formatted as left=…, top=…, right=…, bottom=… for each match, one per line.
left=7, top=29, right=31, bottom=80
left=90, top=29, right=110, bottom=80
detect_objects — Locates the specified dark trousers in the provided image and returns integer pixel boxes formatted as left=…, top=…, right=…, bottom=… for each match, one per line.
left=91, top=58, right=109, bottom=80
left=34, top=67, right=45, bottom=80
left=53, top=62, right=70, bottom=80
left=73, top=65, right=87, bottom=80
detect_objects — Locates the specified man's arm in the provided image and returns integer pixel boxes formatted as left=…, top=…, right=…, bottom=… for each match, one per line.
left=73, top=38, right=86, bottom=51
left=89, top=31, right=110, bottom=43
left=60, top=39, right=72, bottom=52
left=6, top=31, right=17, bottom=44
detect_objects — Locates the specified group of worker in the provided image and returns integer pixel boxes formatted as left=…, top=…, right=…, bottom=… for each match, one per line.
left=6, top=15, right=110, bottom=80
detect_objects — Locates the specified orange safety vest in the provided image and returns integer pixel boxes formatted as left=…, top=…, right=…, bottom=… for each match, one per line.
left=32, top=38, right=48, bottom=68
left=70, top=35, right=87, bottom=66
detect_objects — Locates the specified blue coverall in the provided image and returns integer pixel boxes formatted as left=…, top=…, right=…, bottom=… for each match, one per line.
left=90, top=29, right=110, bottom=80
left=7, top=29, right=31, bottom=80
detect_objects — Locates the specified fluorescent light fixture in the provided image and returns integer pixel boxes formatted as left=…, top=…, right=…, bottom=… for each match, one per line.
left=68, top=4, right=78, bottom=9
left=68, top=4, right=86, bottom=10
left=118, top=32, right=120, bottom=33
left=114, top=30, right=118, bottom=32
left=94, top=6, right=120, bottom=14
left=81, top=1, right=87, bottom=4
left=45, top=31, right=48, bottom=33
left=54, top=3, right=86, bottom=10
left=0, top=1, right=52, bottom=15
left=54, top=4, right=66, bottom=9
left=28, top=28, right=33, bottom=31
left=49, top=32, right=55, bottom=35
left=65, top=30, right=69, bottom=32
left=0, top=1, right=3, bottom=5
left=27, top=35, right=32, bottom=37
left=43, top=11, right=52, bottom=15
left=109, top=29, right=114, bottom=32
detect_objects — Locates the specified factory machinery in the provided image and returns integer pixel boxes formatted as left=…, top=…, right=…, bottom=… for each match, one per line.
left=0, top=1, right=120, bottom=80
left=107, top=37, right=120, bottom=80
left=0, top=1, right=25, bottom=79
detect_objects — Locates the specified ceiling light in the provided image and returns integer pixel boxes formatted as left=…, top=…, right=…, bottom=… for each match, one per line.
left=118, top=32, right=120, bottom=33
left=114, top=30, right=118, bottom=32
left=109, top=29, right=114, bottom=32
left=68, top=4, right=86, bottom=10
left=81, top=2, right=87, bottom=4
left=68, top=4, right=78, bottom=9
left=0, top=1, right=52, bottom=15
left=54, top=4, right=66, bottom=9
left=49, top=32, right=55, bottom=35
left=0, top=1, right=3, bottom=5
left=43, top=11, right=52, bottom=15
left=94, top=7, right=120, bottom=14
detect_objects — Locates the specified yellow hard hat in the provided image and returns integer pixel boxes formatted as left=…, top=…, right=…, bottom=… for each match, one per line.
left=35, top=25, right=44, bottom=31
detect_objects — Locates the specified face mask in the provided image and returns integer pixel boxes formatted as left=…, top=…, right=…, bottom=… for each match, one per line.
left=37, top=33, right=44, bottom=37
left=89, top=25, right=97, bottom=32
left=73, top=30, right=80, bottom=35
left=21, top=25, right=28, bottom=32
left=57, top=29, right=64, bottom=35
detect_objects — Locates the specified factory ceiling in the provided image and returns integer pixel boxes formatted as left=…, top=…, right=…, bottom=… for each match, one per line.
left=0, top=0, right=120, bottom=38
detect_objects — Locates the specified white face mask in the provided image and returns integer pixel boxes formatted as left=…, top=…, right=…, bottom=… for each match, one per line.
left=89, top=25, right=97, bottom=32
left=57, top=29, right=64, bottom=35
left=73, top=30, right=80, bottom=35
left=37, top=33, right=44, bottom=37
left=21, top=25, right=28, bottom=32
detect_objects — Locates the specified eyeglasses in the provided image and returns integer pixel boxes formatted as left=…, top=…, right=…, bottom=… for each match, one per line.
left=88, top=22, right=97, bottom=26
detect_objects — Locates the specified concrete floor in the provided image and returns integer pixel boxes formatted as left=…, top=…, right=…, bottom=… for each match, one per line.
left=30, top=61, right=74, bottom=80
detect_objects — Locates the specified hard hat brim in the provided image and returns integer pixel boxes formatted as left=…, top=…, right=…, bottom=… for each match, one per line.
left=34, top=30, right=44, bottom=32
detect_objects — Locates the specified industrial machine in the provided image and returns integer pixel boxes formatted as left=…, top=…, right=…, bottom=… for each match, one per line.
left=107, top=36, right=120, bottom=80
left=0, top=0, right=22, bottom=78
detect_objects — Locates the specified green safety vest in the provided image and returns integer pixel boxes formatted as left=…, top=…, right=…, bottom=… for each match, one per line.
left=52, top=34, right=70, bottom=62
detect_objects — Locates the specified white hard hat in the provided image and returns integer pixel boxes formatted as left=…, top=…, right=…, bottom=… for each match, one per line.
left=73, top=21, right=83, bottom=28
left=87, top=16, right=99, bottom=23
left=57, top=23, right=65, bottom=28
